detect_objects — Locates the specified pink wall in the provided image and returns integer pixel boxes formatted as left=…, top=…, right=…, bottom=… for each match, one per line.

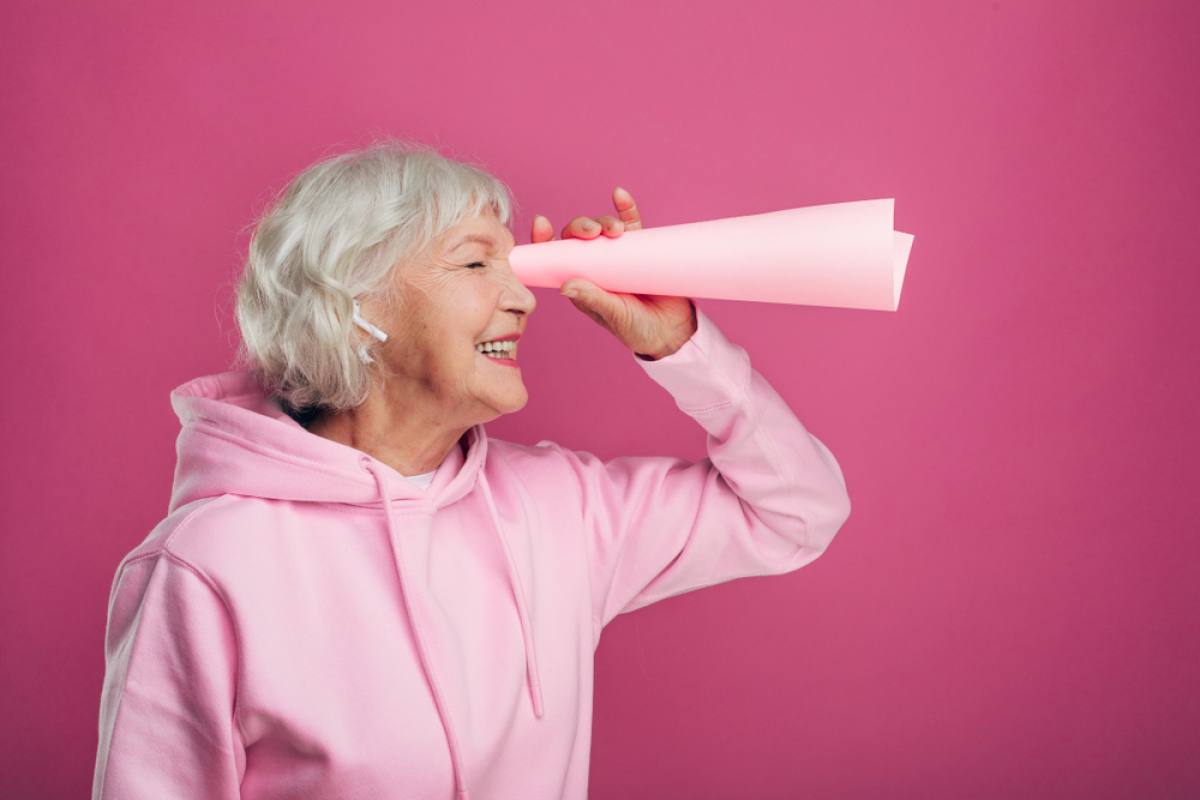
left=2, top=1, right=1197, bottom=797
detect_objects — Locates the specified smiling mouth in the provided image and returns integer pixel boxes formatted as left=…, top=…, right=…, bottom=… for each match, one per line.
left=476, top=340, right=517, bottom=361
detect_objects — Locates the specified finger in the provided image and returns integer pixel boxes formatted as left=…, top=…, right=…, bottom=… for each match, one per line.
left=613, top=187, right=642, bottom=230
left=530, top=215, right=555, bottom=244
left=560, top=278, right=621, bottom=329
left=594, top=215, right=625, bottom=238
left=561, top=216, right=602, bottom=240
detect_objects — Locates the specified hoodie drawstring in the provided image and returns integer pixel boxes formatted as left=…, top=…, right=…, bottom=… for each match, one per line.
left=479, top=473, right=546, bottom=718
left=364, top=459, right=472, bottom=800
left=363, top=458, right=546, bottom=800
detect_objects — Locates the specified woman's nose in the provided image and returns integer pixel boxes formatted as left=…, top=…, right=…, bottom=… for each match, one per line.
left=500, top=267, right=537, bottom=316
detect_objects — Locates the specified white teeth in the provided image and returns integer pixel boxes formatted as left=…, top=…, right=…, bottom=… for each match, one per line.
left=476, top=340, right=517, bottom=357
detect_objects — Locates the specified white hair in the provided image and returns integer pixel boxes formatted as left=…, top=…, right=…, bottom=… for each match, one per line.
left=236, top=142, right=513, bottom=413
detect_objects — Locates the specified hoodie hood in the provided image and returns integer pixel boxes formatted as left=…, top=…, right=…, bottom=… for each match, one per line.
left=169, top=372, right=486, bottom=514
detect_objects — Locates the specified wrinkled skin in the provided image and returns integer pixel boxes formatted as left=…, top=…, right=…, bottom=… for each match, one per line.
left=310, top=188, right=697, bottom=476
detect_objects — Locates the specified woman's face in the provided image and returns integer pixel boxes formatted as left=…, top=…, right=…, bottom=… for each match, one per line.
left=367, top=208, right=537, bottom=428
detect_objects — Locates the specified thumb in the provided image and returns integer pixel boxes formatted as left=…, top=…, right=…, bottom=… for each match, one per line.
left=561, top=278, right=623, bottom=331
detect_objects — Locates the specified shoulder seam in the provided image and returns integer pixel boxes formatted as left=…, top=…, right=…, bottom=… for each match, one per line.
left=161, top=494, right=237, bottom=552
left=116, top=496, right=227, bottom=578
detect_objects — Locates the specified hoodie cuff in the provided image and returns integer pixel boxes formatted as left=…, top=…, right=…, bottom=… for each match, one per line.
left=636, top=306, right=752, bottom=414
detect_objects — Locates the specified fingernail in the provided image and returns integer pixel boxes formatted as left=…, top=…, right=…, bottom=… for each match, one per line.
left=581, top=220, right=597, bottom=231
left=562, top=288, right=579, bottom=299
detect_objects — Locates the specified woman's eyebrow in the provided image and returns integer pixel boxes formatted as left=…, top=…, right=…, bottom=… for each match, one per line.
left=449, top=235, right=496, bottom=252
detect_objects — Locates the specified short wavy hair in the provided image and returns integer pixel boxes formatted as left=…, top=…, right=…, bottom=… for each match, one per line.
left=236, top=142, right=513, bottom=412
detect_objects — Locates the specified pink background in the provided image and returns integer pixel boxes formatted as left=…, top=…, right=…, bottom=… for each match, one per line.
left=2, top=1, right=1197, bottom=797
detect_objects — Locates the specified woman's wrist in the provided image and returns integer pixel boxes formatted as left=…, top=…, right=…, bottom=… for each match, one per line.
left=635, top=301, right=697, bottom=361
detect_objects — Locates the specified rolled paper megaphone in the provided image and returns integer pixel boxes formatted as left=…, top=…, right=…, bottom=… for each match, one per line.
left=508, top=198, right=913, bottom=311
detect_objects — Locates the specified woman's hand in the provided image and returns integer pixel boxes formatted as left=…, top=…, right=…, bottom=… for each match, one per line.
left=531, top=188, right=697, bottom=361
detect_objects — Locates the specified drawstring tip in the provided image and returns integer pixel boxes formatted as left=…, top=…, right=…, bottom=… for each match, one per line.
left=531, top=684, right=545, bottom=718
left=458, top=790, right=471, bottom=800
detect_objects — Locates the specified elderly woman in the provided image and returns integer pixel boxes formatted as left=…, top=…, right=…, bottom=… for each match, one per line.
left=94, top=143, right=851, bottom=799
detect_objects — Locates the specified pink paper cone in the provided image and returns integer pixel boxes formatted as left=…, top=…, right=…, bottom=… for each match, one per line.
left=509, top=198, right=913, bottom=311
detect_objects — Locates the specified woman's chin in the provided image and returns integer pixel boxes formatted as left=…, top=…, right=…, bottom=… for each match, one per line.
left=474, top=384, right=529, bottom=422
left=497, top=388, right=530, bottom=416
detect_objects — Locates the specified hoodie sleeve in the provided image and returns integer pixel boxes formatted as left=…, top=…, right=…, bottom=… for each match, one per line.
left=94, top=545, right=243, bottom=799
left=572, top=307, right=852, bottom=628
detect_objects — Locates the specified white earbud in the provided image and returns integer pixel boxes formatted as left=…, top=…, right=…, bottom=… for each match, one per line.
left=352, top=299, right=389, bottom=343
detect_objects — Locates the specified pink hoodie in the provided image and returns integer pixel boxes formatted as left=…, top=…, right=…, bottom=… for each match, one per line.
left=94, top=309, right=850, bottom=799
